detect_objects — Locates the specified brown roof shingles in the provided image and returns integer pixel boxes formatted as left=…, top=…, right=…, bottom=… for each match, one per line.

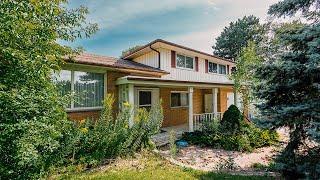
left=66, top=53, right=168, bottom=74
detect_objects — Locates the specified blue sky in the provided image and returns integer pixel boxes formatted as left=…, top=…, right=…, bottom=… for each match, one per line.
left=68, top=0, right=278, bottom=57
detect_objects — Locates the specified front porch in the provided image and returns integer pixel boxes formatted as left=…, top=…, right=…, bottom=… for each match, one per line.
left=117, top=76, right=238, bottom=133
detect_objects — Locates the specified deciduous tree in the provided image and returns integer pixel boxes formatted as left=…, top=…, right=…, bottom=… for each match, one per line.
left=0, top=0, right=97, bottom=178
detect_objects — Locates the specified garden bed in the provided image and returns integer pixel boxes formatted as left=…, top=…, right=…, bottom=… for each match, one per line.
left=157, top=128, right=289, bottom=175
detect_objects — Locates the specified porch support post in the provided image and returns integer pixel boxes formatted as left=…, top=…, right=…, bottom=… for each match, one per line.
left=128, top=84, right=134, bottom=127
left=212, top=88, right=218, bottom=118
left=233, top=88, right=238, bottom=107
left=188, top=87, right=194, bottom=132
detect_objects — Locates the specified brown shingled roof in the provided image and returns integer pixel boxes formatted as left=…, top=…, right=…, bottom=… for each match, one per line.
left=66, top=53, right=168, bottom=75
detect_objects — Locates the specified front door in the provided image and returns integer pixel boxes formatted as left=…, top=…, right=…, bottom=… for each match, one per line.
left=204, top=94, right=212, bottom=113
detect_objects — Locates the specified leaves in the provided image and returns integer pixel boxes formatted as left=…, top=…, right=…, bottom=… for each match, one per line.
left=213, top=15, right=265, bottom=60
left=0, top=0, right=97, bottom=179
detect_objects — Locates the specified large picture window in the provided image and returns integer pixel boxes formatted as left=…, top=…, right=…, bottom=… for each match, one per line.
left=171, top=92, right=189, bottom=108
left=176, top=54, right=194, bottom=70
left=52, top=70, right=104, bottom=110
left=52, top=70, right=72, bottom=108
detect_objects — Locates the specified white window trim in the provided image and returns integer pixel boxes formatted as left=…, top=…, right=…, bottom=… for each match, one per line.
left=176, top=53, right=195, bottom=71
left=60, top=70, right=104, bottom=111
left=170, top=91, right=189, bottom=108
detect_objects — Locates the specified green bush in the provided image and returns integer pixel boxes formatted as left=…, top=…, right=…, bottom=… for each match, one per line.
left=183, top=106, right=279, bottom=152
left=70, top=94, right=163, bottom=167
left=220, top=105, right=243, bottom=135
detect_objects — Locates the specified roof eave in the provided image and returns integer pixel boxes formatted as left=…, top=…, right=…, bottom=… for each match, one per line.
left=64, top=60, right=169, bottom=77
left=122, top=39, right=235, bottom=64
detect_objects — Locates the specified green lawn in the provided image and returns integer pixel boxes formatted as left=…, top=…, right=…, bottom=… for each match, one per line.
left=52, top=153, right=274, bottom=180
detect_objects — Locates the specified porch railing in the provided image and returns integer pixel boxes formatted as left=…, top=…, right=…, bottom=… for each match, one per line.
left=193, top=112, right=223, bottom=131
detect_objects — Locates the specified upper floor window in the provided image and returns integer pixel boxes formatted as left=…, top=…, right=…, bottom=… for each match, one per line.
left=176, top=54, right=194, bottom=70
left=52, top=70, right=104, bottom=110
left=218, top=64, right=227, bottom=74
left=207, top=61, right=227, bottom=75
left=208, top=62, right=218, bottom=73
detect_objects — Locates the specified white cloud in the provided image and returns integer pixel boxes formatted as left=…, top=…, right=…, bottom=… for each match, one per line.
left=81, top=0, right=221, bottom=29
left=167, top=0, right=279, bottom=53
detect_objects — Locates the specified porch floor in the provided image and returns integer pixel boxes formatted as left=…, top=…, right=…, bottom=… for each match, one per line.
left=152, top=124, right=188, bottom=146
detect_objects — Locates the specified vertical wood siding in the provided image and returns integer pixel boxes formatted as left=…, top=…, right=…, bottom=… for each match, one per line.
left=132, top=48, right=234, bottom=83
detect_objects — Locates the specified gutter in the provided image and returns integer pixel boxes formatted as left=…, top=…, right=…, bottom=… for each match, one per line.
left=149, top=44, right=161, bottom=69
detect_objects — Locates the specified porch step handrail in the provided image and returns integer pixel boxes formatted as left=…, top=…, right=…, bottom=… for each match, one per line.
left=193, top=112, right=223, bottom=131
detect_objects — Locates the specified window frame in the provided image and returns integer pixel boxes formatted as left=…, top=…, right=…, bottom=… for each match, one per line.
left=218, top=64, right=227, bottom=75
left=170, top=91, right=189, bottom=108
left=53, top=69, right=105, bottom=112
left=208, top=61, right=218, bottom=74
left=207, top=60, right=228, bottom=75
left=137, top=89, right=153, bottom=109
left=176, top=53, right=195, bottom=71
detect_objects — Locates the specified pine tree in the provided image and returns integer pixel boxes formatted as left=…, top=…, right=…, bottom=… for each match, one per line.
left=254, top=0, right=320, bottom=178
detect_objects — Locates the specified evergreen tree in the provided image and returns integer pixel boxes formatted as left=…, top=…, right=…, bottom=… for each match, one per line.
left=0, top=1, right=97, bottom=178
left=213, top=15, right=264, bottom=60
left=254, top=0, right=320, bottom=178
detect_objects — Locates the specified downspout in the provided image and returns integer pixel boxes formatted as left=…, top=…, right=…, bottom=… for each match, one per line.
left=149, top=45, right=161, bottom=69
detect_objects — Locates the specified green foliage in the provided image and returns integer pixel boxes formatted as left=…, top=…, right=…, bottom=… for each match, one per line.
left=121, top=45, right=143, bottom=58
left=221, top=105, right=243, bottom=135
left=183, top=106, right=278, bottom=152
left=0, top=1, right=97, bottom=179
left=213, top=15, right=265, bottom=60
left=216, top=156, right=239, bottom=171
left=70, top=94, right=163, bottom=166
left=254, top=0, right=320, bottom=178
left=54, top=152, right=273, bottom=180
left=231, top=42, right=262, bottom=116
left=169, top=130, right=178, bottom=157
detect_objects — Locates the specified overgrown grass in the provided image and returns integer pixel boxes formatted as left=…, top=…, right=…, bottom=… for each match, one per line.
left=52, top=152, right=274, bottom=180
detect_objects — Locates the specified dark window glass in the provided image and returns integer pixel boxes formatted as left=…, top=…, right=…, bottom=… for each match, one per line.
left=185, top=56, right=194, bottom=69
left=208, top=62, right=217, bottom=73
left=139, top=91, right=152, bottom=106
left=171, top=92, right=189, bottom=107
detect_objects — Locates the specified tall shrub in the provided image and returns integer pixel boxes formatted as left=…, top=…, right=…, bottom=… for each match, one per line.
left=221, top=105, right=243, bottom=134
left=71, top=94, right=163, bottom=166
left=0, top=1, right=97, bottom=179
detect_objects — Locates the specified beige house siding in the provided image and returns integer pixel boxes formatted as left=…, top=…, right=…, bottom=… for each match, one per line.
left=132, top=48, right=234, bottom=84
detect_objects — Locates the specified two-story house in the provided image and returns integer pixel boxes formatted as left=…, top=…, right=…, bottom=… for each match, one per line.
left=53, top=39, right=240, bottom=132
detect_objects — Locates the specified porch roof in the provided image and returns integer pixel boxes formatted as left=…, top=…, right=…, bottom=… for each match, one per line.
left=65, top=53, right=169, bottom=76
left=116, top=76, right=234, bottom=88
